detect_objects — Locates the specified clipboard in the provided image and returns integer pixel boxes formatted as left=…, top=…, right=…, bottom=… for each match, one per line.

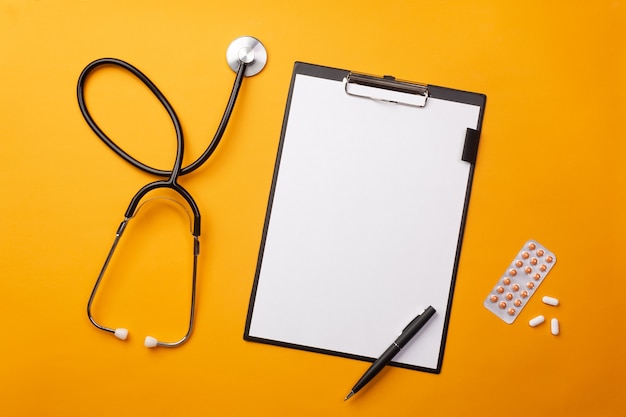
left=244, top=62, right=486, bottom=373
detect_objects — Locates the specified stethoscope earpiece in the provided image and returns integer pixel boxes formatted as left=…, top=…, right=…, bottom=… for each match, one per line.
left=144, top=336, right=158, bottom=348
left=113, top=329, right=162, bottom=349
left=114, top=328, right=128, bottom=340
left=226, top=36, right=267, bottom=77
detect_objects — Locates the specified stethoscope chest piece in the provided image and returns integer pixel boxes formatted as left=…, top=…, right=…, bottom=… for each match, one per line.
left=226, top=36, right=268, bottom=76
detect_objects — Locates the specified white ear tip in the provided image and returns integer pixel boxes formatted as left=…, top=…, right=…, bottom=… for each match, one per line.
left=114, top=328, right=128, bottom=340
left=144, top=336, right=158, bottom=348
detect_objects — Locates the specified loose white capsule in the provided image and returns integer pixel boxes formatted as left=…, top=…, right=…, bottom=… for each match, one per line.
left=551, top=318, right=560, bottom=335
left=542, top=296, right=559, bottom=306
left=529, top=315, right=545, bottom=327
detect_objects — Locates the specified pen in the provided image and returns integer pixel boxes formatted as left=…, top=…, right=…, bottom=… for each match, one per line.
left=344, top=305, right=436, bottom=401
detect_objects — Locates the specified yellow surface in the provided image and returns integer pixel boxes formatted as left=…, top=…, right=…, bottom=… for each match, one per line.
left=1, top=1, right=625, bottom=416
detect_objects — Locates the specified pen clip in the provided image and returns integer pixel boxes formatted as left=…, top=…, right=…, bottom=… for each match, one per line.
left=400, top=307, right=428, bottom=334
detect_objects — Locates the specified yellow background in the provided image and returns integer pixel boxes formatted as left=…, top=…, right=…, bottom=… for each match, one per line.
left=1, top=1, right=624, bottom=416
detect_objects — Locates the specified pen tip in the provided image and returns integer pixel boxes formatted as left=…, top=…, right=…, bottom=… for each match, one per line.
left=344, top=391, right=354, bottom=401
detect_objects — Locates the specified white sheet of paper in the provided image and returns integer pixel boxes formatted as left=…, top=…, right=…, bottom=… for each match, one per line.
left=248, top=73, right=481, bottom=370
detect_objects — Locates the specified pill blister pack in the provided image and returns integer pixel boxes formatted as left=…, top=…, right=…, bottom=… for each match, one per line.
left=484, top=240, right=556, bottom=324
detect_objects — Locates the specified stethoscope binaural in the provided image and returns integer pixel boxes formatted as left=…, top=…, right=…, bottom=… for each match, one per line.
left=78, top=36, right=267, bottom=348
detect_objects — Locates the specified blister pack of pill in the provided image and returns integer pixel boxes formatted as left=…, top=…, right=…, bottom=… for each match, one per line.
left=484, top=240, right=556, bottom=324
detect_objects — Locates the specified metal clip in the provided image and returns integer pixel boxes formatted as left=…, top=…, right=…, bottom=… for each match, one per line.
left=344, top=72, right=429, bottom=107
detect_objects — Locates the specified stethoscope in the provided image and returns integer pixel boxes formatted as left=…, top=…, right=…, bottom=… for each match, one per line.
left=78, top=36, right=267, bottom=348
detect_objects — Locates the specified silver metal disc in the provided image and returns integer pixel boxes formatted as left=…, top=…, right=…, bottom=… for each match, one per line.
left=226, top=36, right=267, bottom=77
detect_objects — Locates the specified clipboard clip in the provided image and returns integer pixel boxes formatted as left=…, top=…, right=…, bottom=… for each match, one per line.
left=344, top=72, right=429, bottom=107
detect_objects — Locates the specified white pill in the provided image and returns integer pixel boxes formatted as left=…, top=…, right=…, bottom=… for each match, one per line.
left=542, top=296, right=559, bottom=306
left=551, top=318, right=559, bottom=335
left=529, top=315, right=545, bottom=327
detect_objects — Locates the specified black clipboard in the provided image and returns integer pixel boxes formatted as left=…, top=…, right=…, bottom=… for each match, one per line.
left=244, top=62, right=486, bottom=373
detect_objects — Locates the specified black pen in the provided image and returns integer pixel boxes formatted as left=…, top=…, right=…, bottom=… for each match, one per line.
left=344, top=305, right=436, bottom=400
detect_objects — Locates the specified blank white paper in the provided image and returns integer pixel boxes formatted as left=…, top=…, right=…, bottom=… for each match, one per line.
left=248, top=73, right=481, bottom=370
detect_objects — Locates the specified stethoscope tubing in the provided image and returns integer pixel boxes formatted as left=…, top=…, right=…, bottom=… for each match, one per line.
left=76, top=57, right=247, bottom=178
